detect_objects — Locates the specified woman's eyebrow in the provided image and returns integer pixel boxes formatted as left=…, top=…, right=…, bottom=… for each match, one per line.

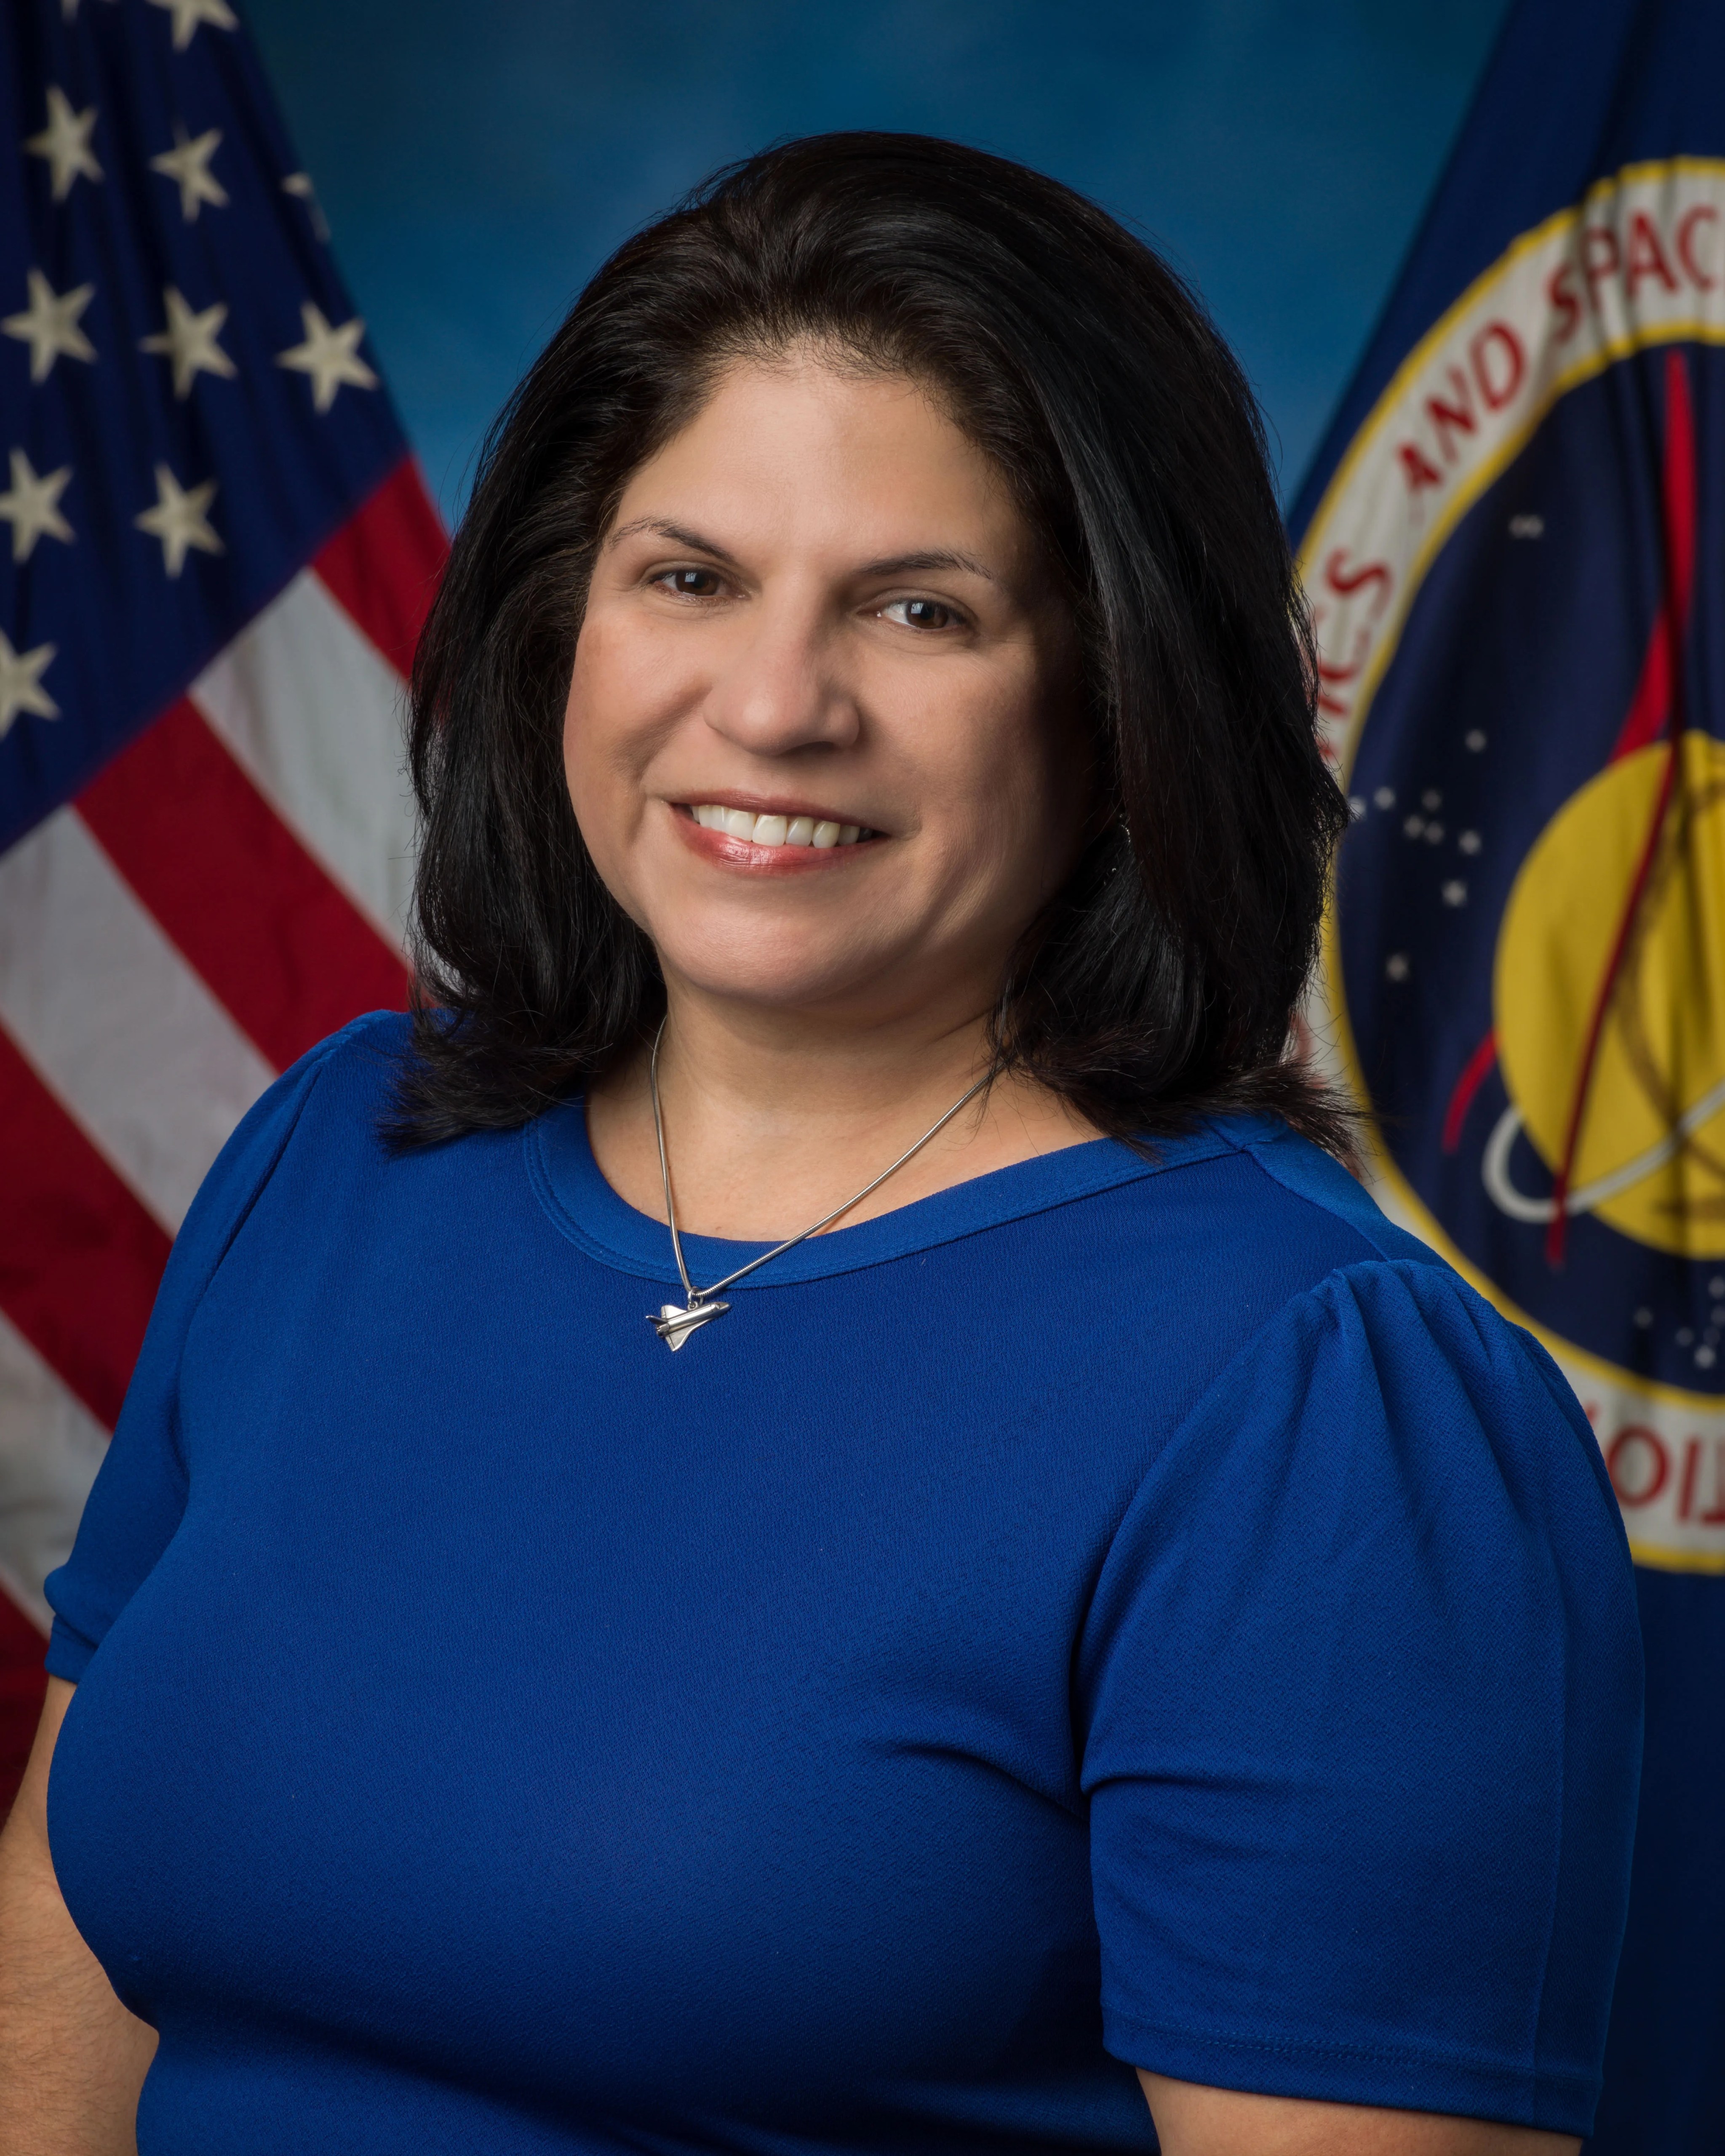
left=859, top=548, right=997, bottom=582
left=606, top=517, right=739, bottom=564
left=606, top=522, right=997, bottom=586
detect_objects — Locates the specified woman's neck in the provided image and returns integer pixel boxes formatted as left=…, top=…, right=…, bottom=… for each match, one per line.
left=583, top=986, right=1099, bottom=1243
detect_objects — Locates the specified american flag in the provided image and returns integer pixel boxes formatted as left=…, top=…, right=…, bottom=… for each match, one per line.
left=0, top=0, right=445, bottom=1801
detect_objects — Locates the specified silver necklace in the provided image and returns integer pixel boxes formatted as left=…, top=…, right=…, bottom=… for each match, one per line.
left=646, top=1020, right=991, bottom=1350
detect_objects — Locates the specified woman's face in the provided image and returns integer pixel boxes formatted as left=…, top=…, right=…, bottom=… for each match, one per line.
left=564, top=351, right=1088, bottom=1030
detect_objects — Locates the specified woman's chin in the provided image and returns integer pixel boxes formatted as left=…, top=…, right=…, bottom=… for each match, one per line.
left=655, top=938, right=920, bottom=1021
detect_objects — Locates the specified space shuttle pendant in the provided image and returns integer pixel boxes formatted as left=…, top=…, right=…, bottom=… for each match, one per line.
left=649, top=1299, right=729, bottom=1351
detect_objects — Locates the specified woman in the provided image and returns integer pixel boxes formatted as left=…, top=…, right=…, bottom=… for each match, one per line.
left=0, top=135, right=1639, bottom=2155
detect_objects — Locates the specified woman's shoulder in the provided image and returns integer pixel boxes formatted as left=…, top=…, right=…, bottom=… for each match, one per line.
left=1225, top=1121, right=1562, bottom=1357
left=279, top=1005, right=413, bottom=1112
left=168, top=1009, right=414, bottom=1273
left=1178, top=1113, right=1447, bottom=1272
left=1085, top=1123, right=1637, bottom=1737
left=1098, top=1114, right=1465, bottom=1329
left=1121, top=1116, right=1606, bottom=1480
left=217, top=1006, right=408, bottom=1171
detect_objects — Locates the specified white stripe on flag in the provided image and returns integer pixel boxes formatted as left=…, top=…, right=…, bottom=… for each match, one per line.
left=0, top=1310, right=108, bottom=1630
left=0, top=807, right=275, bottom=1232
left=190, top=569, right=415, bottom=944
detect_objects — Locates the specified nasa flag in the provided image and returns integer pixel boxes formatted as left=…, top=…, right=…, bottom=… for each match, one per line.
left=1290, top=0, right=1725, bottom=2142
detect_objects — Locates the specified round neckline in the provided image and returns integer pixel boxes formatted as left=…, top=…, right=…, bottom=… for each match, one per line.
left=523, top=1097, right=1245, bottom=1289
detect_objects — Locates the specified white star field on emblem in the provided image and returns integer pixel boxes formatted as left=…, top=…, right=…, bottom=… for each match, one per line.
left=0, top=449, right=75, bottom=563
left=0, top=630, right=59, bottom=740
left=140, top=286, right=237, bottom=399
left=2, top=269, right=96, bottom=383
left=25, top=86, right=102, bottom=202
left=275, top=302, right=377, bottom=412
left=134, top=462, right=223, bottom=577
left=149, top=122, right=228, bottom=221
left=146, top=0, right=238, bottom=50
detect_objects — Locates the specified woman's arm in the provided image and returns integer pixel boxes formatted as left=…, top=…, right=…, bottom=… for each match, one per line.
left=1139, top=2072, right=1580, bottom=2156
left=0, top=1679, right=156, bottom=2156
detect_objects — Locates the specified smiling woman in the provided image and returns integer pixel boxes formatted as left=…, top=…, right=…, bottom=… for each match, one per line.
left=0, top=136, right=1640, bottom=2156
left=394, top=138, right=1346, bottom=1163
left=564, top=360, right=1084, bottom=1046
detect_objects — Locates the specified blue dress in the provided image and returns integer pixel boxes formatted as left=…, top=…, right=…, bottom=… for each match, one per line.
left=44, top=1014, right=1642, bottom=2153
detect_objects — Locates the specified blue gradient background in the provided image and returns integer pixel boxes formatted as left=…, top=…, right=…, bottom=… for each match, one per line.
left=240, top=0, right=1511, bottom=526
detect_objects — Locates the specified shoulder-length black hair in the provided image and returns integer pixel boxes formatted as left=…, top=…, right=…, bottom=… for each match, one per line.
left=392, top=131, right=1347, bottom=1150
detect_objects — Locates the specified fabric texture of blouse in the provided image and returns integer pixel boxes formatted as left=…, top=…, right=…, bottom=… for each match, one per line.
left=44, top=1012, right=1642, bottom=2154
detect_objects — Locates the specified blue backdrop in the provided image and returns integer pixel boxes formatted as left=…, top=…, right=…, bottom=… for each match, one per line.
left=239, top=0, right=1511, bottom=525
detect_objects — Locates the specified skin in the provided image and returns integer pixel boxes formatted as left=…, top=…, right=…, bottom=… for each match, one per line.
left=0, top=352, right=1579, bottom=2156
left=0, top=1680, right=156, bottom=2153
left=575, top=351, right=1099, bottom=1235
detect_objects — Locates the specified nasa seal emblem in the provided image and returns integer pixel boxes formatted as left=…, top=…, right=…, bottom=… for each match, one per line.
left=1300, top=159, right=1725, bottom=1570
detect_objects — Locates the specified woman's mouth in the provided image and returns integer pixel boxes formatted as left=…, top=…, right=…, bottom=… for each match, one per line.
left=684, top=804, right=878, bottom=848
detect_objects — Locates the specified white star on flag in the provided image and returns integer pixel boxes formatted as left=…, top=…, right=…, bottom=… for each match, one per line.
left=0, top=630, right=59, bottom=739
left=275, top=302, right=378, bottom=412
left=2, top=268, right=97, bottom=383
left=281, top=171, right=331, bottom=243
left=134, top=462, right=223, bottom=577
left=24, top=86, right=102, bottom=202
left=0, top=448, right=75, bottom=562
left=149, top=121, right=228, bottom=221
left=139, top=286, right=237, bottom=398
left=145, top=0, right=238, bottom=49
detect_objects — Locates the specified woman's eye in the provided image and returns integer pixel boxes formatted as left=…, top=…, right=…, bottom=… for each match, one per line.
left=656, top=567, right=724, bottom=598
left=881, top=597, right=962, bottom=632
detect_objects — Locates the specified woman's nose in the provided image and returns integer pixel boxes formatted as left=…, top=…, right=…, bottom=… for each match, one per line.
left=700, top=598, right=860, bottom=756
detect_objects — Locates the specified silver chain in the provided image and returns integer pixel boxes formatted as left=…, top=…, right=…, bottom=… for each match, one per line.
left=646, top=1018, right=991, bottom=1344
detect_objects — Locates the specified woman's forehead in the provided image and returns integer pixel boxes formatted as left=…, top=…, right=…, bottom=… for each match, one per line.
left=608, top=355, right=1034, bottom=578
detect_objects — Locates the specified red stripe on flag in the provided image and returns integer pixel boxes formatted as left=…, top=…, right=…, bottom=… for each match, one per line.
left=0, top=1027, right=168, bottom=1431
left=77, top=700, right=411, bottom=1073
left=312, top=457, right=447, bottom=679
left=0, top=1580, right=48, bottom=1823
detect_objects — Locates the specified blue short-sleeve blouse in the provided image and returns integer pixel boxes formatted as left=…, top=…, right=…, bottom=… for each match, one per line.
left=43, top=1013, right=1642, bottom=2154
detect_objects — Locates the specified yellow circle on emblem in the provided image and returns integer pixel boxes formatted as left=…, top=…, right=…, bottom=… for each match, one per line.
left=1494, top=730, right=1725, bottom=1259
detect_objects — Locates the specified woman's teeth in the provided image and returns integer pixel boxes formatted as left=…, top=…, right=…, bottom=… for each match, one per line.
left=690, top=805, right=867, bottom=847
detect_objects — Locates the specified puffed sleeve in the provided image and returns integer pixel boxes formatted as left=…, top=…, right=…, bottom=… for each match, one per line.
left=1079, top=1257, right=1641, bottom=2137
left=43, top=1021, right=367, bottom=1682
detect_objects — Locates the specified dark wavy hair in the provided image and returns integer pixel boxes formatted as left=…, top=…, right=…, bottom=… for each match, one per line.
left=391, top=131, right=1348, bottom=1151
